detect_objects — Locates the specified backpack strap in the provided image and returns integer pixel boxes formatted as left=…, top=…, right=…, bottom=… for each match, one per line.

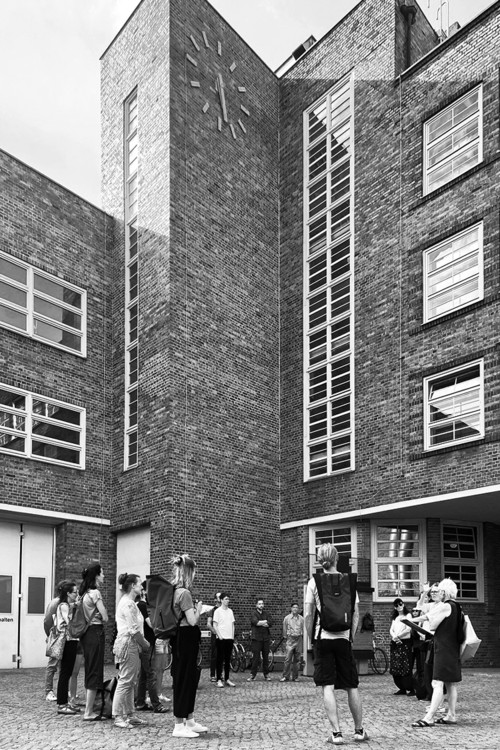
left=312, top=572, right=325, bottom=642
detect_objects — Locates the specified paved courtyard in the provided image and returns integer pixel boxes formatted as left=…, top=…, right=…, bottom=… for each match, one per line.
left=1, top=666, right=499, bottom=749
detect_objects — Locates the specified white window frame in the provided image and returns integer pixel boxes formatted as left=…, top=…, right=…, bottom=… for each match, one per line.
left=423, top=85, right=483, bottom=195
left=424, top=360, right=484, bottom=451
left=309, top=524, right=358, bottom=577
left=303, top=75, right=355, bottom=481
left=371, top=520, right=427, bottom=602
left=0, top=383, right=85, bottom=469
left=423, top=223, right=483, bottom=322
left=442, top=521, right=483, bottom=602
left=123, top=89, right=139, bottom=470
left=0, top=251, right=87, bottom=357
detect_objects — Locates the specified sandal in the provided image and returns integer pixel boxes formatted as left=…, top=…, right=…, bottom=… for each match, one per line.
left=57, top=705, right=77, bottom=715
left=436, top=717, right=457, bottom=725
left=411, top=719, right=434, bottom=728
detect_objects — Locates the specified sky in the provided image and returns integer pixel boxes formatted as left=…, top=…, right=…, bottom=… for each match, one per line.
left=0, top=0, right=494, bottom=207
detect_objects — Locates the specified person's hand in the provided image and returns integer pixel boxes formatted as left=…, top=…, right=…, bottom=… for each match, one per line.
left=195, top=600, right=204, bottom=614
left=422, top=582, right=430, bottom=593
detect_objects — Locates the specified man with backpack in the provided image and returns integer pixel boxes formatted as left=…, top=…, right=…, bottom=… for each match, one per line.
left=305, top=543, right=368, bottom=744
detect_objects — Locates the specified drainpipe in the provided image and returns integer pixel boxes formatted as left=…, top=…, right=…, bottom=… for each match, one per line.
left=400, top=3, right=417, bottom=70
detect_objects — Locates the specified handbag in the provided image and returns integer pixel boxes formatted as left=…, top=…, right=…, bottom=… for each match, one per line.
left=460, top=614, right=481, bottom=662
left=46, top=624, right=67, bottom=660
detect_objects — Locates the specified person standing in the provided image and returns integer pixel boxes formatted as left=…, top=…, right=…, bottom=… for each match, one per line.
left=112, top=573, right=151, bottom=729
left=43, top=580, right=66, bottom=702
left=55, top=581, right=79, bottom=715
left=206, top=593, right=221, bottom=683
left=135, top=584, right=169, bottom=713
left=411, top=578, right=462, bottom=727
left=247, top=598, right=273, bottom=682
left=213, top=593, right=236, bottom=688
left=79, top=562, right=108, bottom=721
left=280, top=602, right=304, bottom=682
left=170, top=553, right=208, bottom=738
left=305, top=543, right=368, bottom=744
left=389, top=599, right=414, bottom=696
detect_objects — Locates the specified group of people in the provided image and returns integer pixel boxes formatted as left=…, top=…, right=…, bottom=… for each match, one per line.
left=43, top=544, right=464, bottom=742
left=389, top=580, right=464, bottom=728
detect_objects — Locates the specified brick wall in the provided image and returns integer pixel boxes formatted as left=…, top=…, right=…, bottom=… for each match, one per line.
left=100, top=0, right=281, bottom=622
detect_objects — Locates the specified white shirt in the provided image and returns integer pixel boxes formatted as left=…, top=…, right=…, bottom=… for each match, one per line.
left=213, top=606, right=235, bottom=639
left=305, top=576, right=359, bottom=641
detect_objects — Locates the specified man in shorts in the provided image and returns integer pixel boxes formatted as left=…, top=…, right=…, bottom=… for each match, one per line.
left=305, top=543, right=368, bottom=744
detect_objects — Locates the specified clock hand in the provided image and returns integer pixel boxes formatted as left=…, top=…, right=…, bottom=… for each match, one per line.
left=216, top=73, right=228, bottom=123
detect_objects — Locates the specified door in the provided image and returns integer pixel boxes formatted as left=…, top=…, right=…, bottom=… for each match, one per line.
left=0, top=521, right=55, bottom=668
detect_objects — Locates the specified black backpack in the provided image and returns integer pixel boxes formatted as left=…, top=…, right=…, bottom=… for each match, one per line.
left=313, top=571, right=357, bottom=634
left=146, top=574, right=180, bottom=640
left=93, top=677, right=117, bottom=718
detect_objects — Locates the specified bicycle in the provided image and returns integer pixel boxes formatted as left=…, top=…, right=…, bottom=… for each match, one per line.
left=230, top=635, right=247, bottom=672
left=161, top=640, right=202, bottom=671
left=368, top=633, right=388, bottom=674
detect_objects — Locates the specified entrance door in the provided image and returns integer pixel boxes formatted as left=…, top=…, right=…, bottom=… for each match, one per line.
left=0, top=521, right=55, bottom=668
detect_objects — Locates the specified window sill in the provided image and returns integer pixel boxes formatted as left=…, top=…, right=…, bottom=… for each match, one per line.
left=408, top=294, right=500, bottom=336
left=410, top=431, right=500, bottom=461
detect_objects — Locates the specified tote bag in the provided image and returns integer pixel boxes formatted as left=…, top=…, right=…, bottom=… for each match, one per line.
left=459, top=615, right=481, bottom=662
left=46, top=624, right=67, bottom=660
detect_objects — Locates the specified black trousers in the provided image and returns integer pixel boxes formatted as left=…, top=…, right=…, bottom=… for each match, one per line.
left=216, top=639, right=234, bottom=681
left=56, top=640, right=78, bottom=705
left=251, top=638, right=270, bottom=677
left=172, top=626, right=201, bottom=719
left=210, top=632, right=217, bottom=678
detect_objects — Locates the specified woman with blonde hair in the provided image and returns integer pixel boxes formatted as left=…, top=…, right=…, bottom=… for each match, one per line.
left=170, top=553, right=207, bottom=738
left=411, top=578, right=462, bottom=727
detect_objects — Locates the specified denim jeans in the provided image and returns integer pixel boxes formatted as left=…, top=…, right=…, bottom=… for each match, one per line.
left=136, top=645, right=161, bottom=708
left=45, top=656, right=59, bottom=694
left=112, top=640, right=141, bottom=719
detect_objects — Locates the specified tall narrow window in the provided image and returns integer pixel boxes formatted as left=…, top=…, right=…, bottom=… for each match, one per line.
left=124, top=91, right=139, bottom=469
left=424, top=85, right=482, bottom=194
left=372, top=522, right=425, bottom=601
left=304, top=78, right=354, bottom=480
left=423, top=223, right=483, bottom=322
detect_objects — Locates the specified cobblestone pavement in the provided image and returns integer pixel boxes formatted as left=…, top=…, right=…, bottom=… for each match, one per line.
left=1, top=666, right=499, bottom=750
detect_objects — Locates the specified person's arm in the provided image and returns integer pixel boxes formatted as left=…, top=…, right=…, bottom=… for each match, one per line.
left=351, top=598, right=359, bottom=640
left=305, top=602, right=315, bottom=641
left=94, top=592, right=109, bottom=623
left=212, top=610, right=222, bottom=638
left=250, top=610, right=260, bottom=628
left=207, top=609, right=216, bottom=635
left=282, top=615, right=288, bottom=639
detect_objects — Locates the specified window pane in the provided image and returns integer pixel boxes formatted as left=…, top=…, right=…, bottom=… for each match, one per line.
left=32, top=420, right=80, bottom=445
left=309, top=404, right=327, bottom=440
left=0, top=575, right=12, bottom=613
left=309, top=252, right=327, bottom=292
left=34, top=275, right=82, bottom=308
left=444, top=564, right=477, bottom=598
left=27, top=577, right=45, bottom=614
left=34, top=319, right=82, bottom=352
left=331, top=394, right=350, bottom=432
left=0, top=303, right=27, bottom=330
left=31, top=441, right=80, bottom=464
left=0, top=410, right=26, bottom=431
left=309, top=329, right=327, bottom=366
left=0, top=431, right=25, bottom=452
left=309, top=367, right=327, bottom=403
left=330, top=434, right=351, bottom=471
left=0, top=281, right=27, bottom=308
left=309, top=291, right=327, bottom=329
left=309, top=139, right=327, bottom=180
left=0, top=256, right=26, bottom=284
left=0, top=389, right=25, bottom=409
left=315, top=527, right=351, bottom=556
left=309, top=102, right=327, bottom=142
left=127, top=431, right=138, bottom=465
left=377, top=566, right=420, bottom=598
left=377, top=525, right=419, bottom=557
left=34, top=297, right=82, bottom=330
left=32, top=401, right=81, bottom=425
left=309, top=442, right=327, bottom=476
left=443, top=525, right=477, bottom=559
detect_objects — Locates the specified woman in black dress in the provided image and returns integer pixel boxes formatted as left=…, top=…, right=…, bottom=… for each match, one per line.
left=389, top=599, right=414, bottom=695
left=411, top=578, right=461, bottom=727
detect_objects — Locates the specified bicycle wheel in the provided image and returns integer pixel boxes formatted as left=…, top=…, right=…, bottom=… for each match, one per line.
left=370, top=647, right=388, bottom=674
left=238, top=644, right=248, bottom=671
left=165, top=643, right=173, bottom=670
left=268, top=644, right=275, bottom=672
left=230, top=644, right=240, bottom=673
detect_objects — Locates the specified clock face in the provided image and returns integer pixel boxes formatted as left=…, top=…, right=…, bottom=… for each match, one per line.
left=185, top=30, right=250, bottom=139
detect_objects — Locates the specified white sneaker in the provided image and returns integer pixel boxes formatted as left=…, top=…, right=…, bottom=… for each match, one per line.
left=172, top=724, right=199, bottom=738
left=187, top=720, right=208, bottom=733
left=353, top=728, right=369, bottom=742
left=45, top=691, right=57, bottom=702
left=225, top=679, right=236, bottom=687
left=327, top=733, right=344, bottom=745
left=216, top=680, right=224, bottom=688
left=159, top=693, right=171, bottom=703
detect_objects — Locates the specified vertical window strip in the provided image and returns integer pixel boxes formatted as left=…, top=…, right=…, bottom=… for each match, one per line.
left=304, top=79, right=354, bottom=480
left=124, top=91, right=139, bottom=469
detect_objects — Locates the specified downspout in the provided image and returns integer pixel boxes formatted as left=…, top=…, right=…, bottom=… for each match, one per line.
left=400, top=4, right=417, bottom=70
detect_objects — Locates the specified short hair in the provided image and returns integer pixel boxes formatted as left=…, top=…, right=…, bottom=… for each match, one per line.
left=256, top=597, right=264, bottom=603
left=438, top=578, right=457, bottom=601
left=220, top=592, right=230, bottom=600
left=317, top=543, right=338, bottom=570
left=290, top=602, right=299, bottom=608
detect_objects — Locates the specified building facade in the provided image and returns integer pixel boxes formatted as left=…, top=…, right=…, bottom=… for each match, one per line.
left=1, top=0, right=499, bottom=667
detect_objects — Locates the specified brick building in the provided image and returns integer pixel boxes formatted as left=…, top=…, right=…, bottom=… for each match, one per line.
left=1, top=0, right=499, bottom=668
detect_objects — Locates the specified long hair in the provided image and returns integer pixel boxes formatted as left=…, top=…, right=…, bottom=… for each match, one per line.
left=391, top=598, right=409, bottom=620
left=317, top=543, right=339, bottom=571
left=57, top=580, right=76, bottom=604
left=79, top=562, right=102, bottom=597
left=170, top=553, right=196, bottom=589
